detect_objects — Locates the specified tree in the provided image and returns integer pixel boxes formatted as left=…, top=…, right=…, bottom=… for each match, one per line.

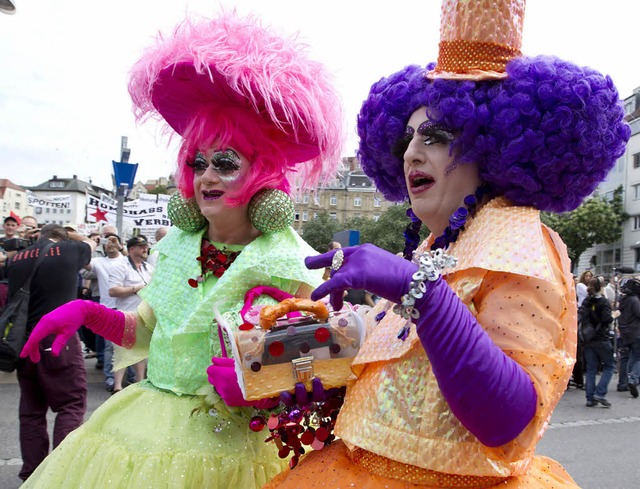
left=300, top=211, right=342, bottom=252
left=541, top=186, right=627, bottom=268
left=148, top=185, right=169, bottom=195
left=343, top=215, right=375, bottom=245
left=365, top=203, right=430, bottom=254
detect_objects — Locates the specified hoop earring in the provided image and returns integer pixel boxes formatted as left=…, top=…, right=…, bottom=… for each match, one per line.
left=248, top=188, right=294, bottom=234
left=167, top=193, right=207, bottom=232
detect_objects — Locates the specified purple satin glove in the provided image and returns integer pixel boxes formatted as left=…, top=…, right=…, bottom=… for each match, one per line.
left=413, top=279, right=536, bottom=446
left=280, top=378, right=328, bottom=407
left=21, top=300, right=127, bottom=363
left=307, top=244, right=537, bottom=447
left=305, top=244, right=416, bottom=310
left=207, top=357, right=279, bottom=409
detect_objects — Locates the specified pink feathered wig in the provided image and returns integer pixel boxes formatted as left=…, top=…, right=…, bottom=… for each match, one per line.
left=128, top=11, right=344, bottom=205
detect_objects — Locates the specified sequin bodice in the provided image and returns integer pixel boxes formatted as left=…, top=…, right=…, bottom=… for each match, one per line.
left=335, top=198, right=576, bottom=477
left=139, top=226, right=323, bottom=396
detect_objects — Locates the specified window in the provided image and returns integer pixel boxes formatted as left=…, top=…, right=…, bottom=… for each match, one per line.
left=633, top=216, right=640, bottom=230
left=294, top=212, right=300, bottom=221
left=302, top=211, right=308, bottom=222
left=14, top=202, right=20, bottom=209
left=634, top=184, right=640, bottom=200
left=329, top=212, right=337, bottom=220
left=67, top=209, right=72, bottom=214
left=303, top=194, right=309, bottom=204
left=330, top=196, right=337, bottom=206
left=49, top=181, right=65, bottom=188
left=374, top=197, right=381, bottom=208
left=52, top=208, right=57, bottom=214
left=354, top=197, right=362, bottom=207
left=295, top=195, right=301, bottom=204
left=45, top=208, right=50, bottom=214
left=313, top=212, right=318, bottom=219
left=634, top=153, right=640, bottom=169
left=373, top=214, right=380, bottom=222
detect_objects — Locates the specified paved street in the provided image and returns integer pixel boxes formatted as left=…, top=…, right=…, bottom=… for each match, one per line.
left=1, top=358, right=638, bottom=488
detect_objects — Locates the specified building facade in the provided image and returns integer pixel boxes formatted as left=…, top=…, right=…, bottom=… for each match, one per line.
left=577, top=86, right=640, bottom=276
left=28, top=175, right=112, bottom=231
left=0, top=179, right=29, bottom=225
left=291, top=157, right=395, bottom=233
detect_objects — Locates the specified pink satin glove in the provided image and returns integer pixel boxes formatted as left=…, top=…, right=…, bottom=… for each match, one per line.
left=21, top=300, right=126, bottom=363
left=207, top=357, right=278, bottom=409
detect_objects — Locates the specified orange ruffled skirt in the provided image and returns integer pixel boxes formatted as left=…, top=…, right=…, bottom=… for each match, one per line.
left=264, top=441, right=579, bottom=489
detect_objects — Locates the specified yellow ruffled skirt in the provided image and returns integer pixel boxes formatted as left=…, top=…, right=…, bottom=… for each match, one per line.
left=22, top=381, right=286, bottom=489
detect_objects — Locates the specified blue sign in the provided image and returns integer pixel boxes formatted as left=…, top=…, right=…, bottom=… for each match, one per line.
left=112, top=161, right=138, bottom=188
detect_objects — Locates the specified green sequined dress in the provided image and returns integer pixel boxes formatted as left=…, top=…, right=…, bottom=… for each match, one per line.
left=21, top=227, right=323, bottom=489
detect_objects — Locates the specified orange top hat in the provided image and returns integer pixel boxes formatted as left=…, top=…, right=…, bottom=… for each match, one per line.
left=427, top=0, right=525, bottom=80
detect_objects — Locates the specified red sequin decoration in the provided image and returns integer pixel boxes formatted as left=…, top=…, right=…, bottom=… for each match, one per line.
left=239, top=322, right=254, bottom=331
left=314, top=327, right=330, bottom=343
left=188, top=239, right=241, bottom=287
left=269, top=341, right=285, bottom=357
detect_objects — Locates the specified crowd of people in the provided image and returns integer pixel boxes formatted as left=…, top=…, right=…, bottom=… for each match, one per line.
left=0, top=0, right=636, bottom=487
left=571, top=271, right=640, bottom=405
left=0, top=216, right=169, bottom=481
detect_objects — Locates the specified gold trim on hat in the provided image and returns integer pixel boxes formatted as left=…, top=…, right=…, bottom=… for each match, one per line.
left=427, top=0, right=525, bottom=81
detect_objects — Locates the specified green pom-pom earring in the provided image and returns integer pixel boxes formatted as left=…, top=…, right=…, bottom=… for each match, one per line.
left=167, top=193, right=207, bottom=232
left=248, top=188, right=294, bottom=234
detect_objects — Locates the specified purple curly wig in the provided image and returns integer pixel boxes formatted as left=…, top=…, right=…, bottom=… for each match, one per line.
left=357, top=56, right=631, bottom=212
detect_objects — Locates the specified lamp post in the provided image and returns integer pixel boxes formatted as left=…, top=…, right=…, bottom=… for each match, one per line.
left=112, top=137, right=137, bottom=237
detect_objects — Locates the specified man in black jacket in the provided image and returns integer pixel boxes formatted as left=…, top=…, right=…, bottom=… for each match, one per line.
left=617, top=278, right=640, bottom=399
left=6, top=224, right=95, bottom=481
left=581, top=277, right=615, bottom=408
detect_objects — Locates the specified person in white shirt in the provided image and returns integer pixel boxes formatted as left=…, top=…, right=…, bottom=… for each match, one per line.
left=108, top=235, right=154, bottom=392
left=146, top=227, right=168, bottom=268
left=83, top=234, right=131, bottom=391
left=576, top=270, right=594, bottom=307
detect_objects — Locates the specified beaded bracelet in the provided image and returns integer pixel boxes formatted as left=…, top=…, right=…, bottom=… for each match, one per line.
left=393, top=249, right=457, bottom=340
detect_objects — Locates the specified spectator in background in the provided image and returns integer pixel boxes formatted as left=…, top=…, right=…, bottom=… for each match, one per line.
left=1, top=214, right=19, bottom=239
left=571, top=270, right=594, bottom=390
left=146, top=226, right=169, bottom=267
left=598, top=275, right=616, bottom=307
left=617, top=277, right=640, bottom=399
left=323, top=240, right=374, bottom=307
left=576, top=270, right=593, bottom=307
left=79, top=232, right=104, bottom=368
left=6, top=224, right=95, bottom=481
left=83, top=233, right=133, bottom=392
left=581, top=278, right=615, bottom=407
left=107, top=235, right=154, bottom=392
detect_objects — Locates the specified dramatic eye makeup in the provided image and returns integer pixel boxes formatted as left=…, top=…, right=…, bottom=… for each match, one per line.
left=416, top=122, right=455, bottom=146
left=393, top=122, right=455, bottom=159
left=188, top=149, right=243, bottom=182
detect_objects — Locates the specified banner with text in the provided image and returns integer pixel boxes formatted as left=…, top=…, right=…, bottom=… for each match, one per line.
left=27, top=191, right=72, bottom=210
left=86, top=193, right=171, bottom=242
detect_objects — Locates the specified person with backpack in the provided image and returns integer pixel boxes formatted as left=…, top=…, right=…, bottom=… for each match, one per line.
left=581, top=278, right=615, bottom=407
left=616, top=277, right=640, bottom=398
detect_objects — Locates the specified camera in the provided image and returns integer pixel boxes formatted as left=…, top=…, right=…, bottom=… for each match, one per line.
left=0, top=237, right=32, bottom=252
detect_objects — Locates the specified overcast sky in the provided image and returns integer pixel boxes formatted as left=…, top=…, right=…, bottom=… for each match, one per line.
left=1, top=0, right=638, bottom=190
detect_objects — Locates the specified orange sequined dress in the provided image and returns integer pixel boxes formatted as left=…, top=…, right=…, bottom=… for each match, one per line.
left=265, top=198, right=580, bottom=488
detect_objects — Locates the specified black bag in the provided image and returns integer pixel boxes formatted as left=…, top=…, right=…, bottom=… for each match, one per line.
left=0, top=244, right=52, bottom=372
left=577, top=302, right=597, bottom=344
